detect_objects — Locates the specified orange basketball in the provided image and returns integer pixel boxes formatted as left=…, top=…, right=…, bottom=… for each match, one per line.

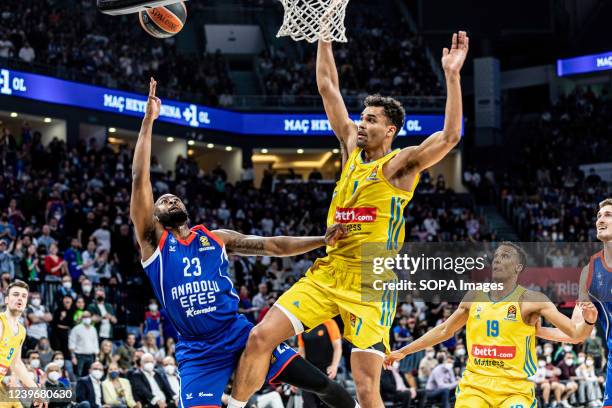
left=139, top=1, right=187, bottom=38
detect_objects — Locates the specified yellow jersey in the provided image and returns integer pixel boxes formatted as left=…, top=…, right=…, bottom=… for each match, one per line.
left=325, top=148, right=418, bottom=264
left=465, top=285, right=537, bottom=381
left=0, top=313, right=26, bottom=381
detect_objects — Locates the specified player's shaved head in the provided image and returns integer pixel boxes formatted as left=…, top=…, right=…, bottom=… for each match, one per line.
left=154, top=193, right=188, bottom=228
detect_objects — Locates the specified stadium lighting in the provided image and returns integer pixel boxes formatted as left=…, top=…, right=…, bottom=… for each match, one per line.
left=187, top=140, right=195, bottom=146
left=108, top=127, right=117, bottom=133
left=207, top=143, right=214, bottom=149
left=297, top=149, right=304, bottom=154
left=10, top=112, right=17, bottom=118
left=187, top=149, right=194, bottom=156
left=166, top=137, right=175, bottom=142
left=225, top=146, right=233, bottom=151
left=332, top=148, right=339, bottom=154
left=44, top=118, right=52, bottom=123
left=261, top=149, right=269, bottom=154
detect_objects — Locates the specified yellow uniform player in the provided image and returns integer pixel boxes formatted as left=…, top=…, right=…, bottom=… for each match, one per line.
left=231, top=31, right=469, bottom=408
left=386, top=243, right=598, bottom=408
left=0, top=280, right=43, bottom=408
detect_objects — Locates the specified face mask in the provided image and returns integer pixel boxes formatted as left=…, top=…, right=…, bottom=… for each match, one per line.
left=586, top=360, right=594, bottom=367
left=577, top=357, right=585, bottom=364
left=39, top=343, right=49, bottom=350
left=82, top=285, right=92, bottom=294
left=96, top=296, right=105, bottom=302
left=110, top=371, right=120, bottom=379
left=83, top=318, right=92, bottom=326
left=538, top=361, right=546, bottom=368
left=62, top=282, right=72, bottom=289
left=48, top=372, right=61, bottom=382
left=91, top=370, right=104, bottom=380
left=544, top=348, right=553, bottom=356
left=31, top=298, right=41, bottom=307
left=426, top=352, right=435, bottom=358
left=444, top=363, right=454, bottom=371
left=54, top=359, right=64, bottom=368
left=563, top=345, right=572, bottom=352
left=456, top=349, right=466, bottom=357
left=143, top=362, right=155, bottom=373
left=565, top=359, right=573, bottom=366
left=30, top=359, right=40, bottom=369
left=163, top=365, right=175, bottom=375
left=149, top=304, right=158, bottom=312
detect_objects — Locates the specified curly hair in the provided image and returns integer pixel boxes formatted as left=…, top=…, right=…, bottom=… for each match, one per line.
left=364, top=94, right=405, bottom=140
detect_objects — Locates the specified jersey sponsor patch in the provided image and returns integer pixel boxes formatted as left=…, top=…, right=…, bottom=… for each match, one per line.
left=367, top=165, right=379, bottom=181
left=0, top=364, right=8, bottom=376
left=335, top=207, right=377, bottom=223
left=471, top=344, right=516, bottom=360
left=505, top=305, right=517, bottom=321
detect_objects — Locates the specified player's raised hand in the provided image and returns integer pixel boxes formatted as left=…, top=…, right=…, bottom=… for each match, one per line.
left=324, top=223, right=348, bottom=246
left=579, top=301, right=598, bottom=324
left=442, top=31, right=469, bottom=77
left=145, top=77, right=161, bottom=121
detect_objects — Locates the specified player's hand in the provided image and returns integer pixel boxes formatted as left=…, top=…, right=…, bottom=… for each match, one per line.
left=326, top=364, right=338, bottom=380
left=383, top=350, right=406, bottom=369
left=324, top=223, right=347, bottom=246
left=579, top=301, right=597, bottom=324
left=145, top=77, right=162, bottom=121
left=441, top=31, right=469, bottom=77
left=32, top=398, right=47, bottom=408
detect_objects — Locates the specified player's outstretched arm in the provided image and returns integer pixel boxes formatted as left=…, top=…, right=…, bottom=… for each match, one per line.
left=317, top=40, right=357, bottom=165
left=10, top=347, right=38, bottom=388
left=387, top=31, right=468, bottom=183
left=214, top=224, right=347, bottom=257
left=535, top=266, right=595, bottom=344
left=130, top=78, right=162, bottom=259
left=535, top=290, right=596, bottom=342
left=385, top=300, right=470, bottom=366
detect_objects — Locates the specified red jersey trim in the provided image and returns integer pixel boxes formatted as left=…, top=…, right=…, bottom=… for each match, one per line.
left=192, top=225, right=225, bottom=247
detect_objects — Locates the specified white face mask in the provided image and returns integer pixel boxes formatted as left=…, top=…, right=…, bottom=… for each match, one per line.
left=143, top=362, right=155, bottom=373
left=62, top=282, right=72, bottom=289
left=163, top=365, right=175, bottom=375
left=82, top=285, right=92, bottom=294
left=563, top=345, right=572, bottom=352
left=544, top=348, right=553, bottom=356
left=83, top=318, right=92, bottom=326
left=30, top=359, right=40, bottom=369
left=54, top=359, right=64, bottom=368
left=564, top=359, right=573, bottom=366
left=586, top=360, right=594, bottom=367
left=577, top=357, right=585, bottom=364
left=31, top=298, right=41, bottom=307
left=91, top=370, right=104, bottom=380
left=538, top=361, right=546, bottom=368
left=426, top=352, right=435, bottom=358
left=48, top=372, right=61, bottom=382
left=444, top=363, right=454, bottom=371
left=149, top=304, right=158, bottom=312
left=456, top=349, right=466, bottom=357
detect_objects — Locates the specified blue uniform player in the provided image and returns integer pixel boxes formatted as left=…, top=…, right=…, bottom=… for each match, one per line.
left=537, top=199, right=611, bottom=404
left=131, top=78, right=357, bottom=408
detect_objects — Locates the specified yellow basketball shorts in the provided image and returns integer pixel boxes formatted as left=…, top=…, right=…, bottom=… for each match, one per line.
left=455, top=371, right=537, bottom=408
left=276, top=257, right=397, bottom=353
left=0, top=383, right=22, bottom=408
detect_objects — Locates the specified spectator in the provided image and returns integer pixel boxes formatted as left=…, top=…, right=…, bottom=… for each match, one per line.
left=87, top=288, right=117, bottom=341
left=51, top=295, right=75, bottom=363
left=556, top=353, right=579, bottom=407
left=69, top=310, right=100, bottom=377
left=238, top=285, right=256, bottom=323
left=37, top=225, right=56, bottom=250
left=98, top=340, right=117, bottom=370
left=252, top=283, right=268, bottom=316
left=392, top=316, right=413, bottom=350
left=44, top=242, right=67, bottom=278
left=76, top=361, right=106, bottom=408
left=73, top=296, right=87, bottom=325
left=80, top=278, right=95, bottom=305
left=51, top=351, right=72, bottom=385
left=142, top=299, right=162, bottom=347
left=425, top=356, right=457, bottom=408
left=36, top=337, right=54, bottom=368
left=45, top=362, right=70, bottom=408
left=102, top=362, right=138, bottom=408
left=91, top=220, right=111, bottom=253
left=117, top=334, right=137, bottom=372
left=575, top=354, right=603, bottom=406
left=141, top=332, right=164, bottom=362
left=380, top=361, right=415, bottom=408
left=583, top=328, right=605, bottom=370
left=27, top=350, right=44, bottom=383
left=18, top=41, right=35, bottom=63
left=64, top=238, right=83, bottom=280
left=0, top=215, right=16, bottom=245
left=21, top=243, right=41, bottom=285
left=55, top=275, right=77, bottom=307
left=81, top=240, right=99, bottom=281
left=418, top=347, right=438, bottom=385
left=161, top=357, right=179, bottom=401
left=128, top=353, right=176, bottom=408
left=0, top=240, right=15, bottom=279
left=534, top=358, right=565, bottom=408
left=26, top=291, right=52, bottom=343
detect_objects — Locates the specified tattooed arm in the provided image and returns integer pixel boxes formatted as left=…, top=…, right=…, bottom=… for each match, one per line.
left=213, top=224, right=347, bottom=257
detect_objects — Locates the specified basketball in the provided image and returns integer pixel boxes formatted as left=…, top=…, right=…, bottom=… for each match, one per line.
left=138, top=1, right=187, bottom=38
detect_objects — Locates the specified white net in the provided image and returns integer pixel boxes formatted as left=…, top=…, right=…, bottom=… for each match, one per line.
left=276, top=0, right=349, bottom=43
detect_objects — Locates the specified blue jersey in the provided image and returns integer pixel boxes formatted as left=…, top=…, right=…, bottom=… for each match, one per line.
left=141, top=225, right=240, bottom=339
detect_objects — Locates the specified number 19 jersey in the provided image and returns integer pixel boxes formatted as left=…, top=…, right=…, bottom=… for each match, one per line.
left=465, top=286, right=537, bottom=380
left=141, top=225, right=242, bottom=340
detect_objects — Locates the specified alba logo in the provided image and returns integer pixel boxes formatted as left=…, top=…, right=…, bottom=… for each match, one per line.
left=334, top=207, right=377, bottom=223
left=471, top=344, right=516, bottom=360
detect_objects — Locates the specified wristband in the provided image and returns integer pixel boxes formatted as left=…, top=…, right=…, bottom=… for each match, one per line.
left=585, top=319, right=596, bottom=325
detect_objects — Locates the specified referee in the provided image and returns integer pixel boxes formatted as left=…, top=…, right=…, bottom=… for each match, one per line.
left=297, top=319, right=342, bottom=408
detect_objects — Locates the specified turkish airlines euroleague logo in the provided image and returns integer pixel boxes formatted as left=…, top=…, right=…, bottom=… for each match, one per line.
left=335, top=207, right=377, bottom=223
left=471, top=344, right=516, bottom=359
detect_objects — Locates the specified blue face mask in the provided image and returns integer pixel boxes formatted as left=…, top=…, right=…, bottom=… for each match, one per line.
left=110, top=371, right=120, bottom=380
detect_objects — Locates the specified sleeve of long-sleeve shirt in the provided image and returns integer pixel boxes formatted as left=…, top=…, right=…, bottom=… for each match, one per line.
left=68, top=327, right=76, bottom=351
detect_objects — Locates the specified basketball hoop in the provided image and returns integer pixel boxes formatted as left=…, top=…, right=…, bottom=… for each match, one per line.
left=276, top=0, right=349, bottom=43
